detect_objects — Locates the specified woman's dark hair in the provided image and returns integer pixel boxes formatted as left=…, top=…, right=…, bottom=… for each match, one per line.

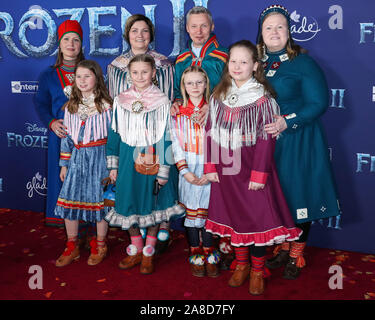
left=213, top=40, right=276, bottom=100
left=123, top=14, right=155, bottom=44
left=63, top=60, right=113, bottom=113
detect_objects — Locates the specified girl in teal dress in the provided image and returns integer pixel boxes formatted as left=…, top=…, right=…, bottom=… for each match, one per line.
left=105, top=54, right=184, bottom=274
left=256, top=5, right=341, bottom=280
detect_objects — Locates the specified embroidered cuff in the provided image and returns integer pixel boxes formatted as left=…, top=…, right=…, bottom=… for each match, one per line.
left=176, top=159, right=188, bottom=172
left=284, top=114, right=299, bottom=130
left=49, top=118, right=57, bottom=130
left=204, top=162, right=217, bottom=174
left=60, top=152, right=71, bottom=161
left=157, top=165, right=170, bottom=180
left=250, top=170, right=268, bottom=184
left=107, top=155, right=119, bottom=169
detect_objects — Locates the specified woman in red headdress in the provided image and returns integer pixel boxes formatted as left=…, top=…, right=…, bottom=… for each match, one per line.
left=34, top=20, right=86, bottom=232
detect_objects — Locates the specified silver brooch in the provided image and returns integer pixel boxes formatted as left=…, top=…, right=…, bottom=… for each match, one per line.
left=190, top=112, right=200, bottom=124
left=78, top=103, right=89, bottom=121
left=228, top=93, right=239, bottom=106
left=132, top=100, right=144, bottom=113
left=63, top=85, right=72, bottom=98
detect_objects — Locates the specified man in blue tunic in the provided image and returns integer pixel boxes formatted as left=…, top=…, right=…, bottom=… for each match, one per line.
left=157, top=6, right=230, bottom=264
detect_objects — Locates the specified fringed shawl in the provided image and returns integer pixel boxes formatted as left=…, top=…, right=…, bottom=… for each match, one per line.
left=64, top=96, right=112, bottom=145
left=210, top=78, right=280, bottom=150
left=112, top=84, right=171, bottom=147
left=107, top=50, right=174, bottom=100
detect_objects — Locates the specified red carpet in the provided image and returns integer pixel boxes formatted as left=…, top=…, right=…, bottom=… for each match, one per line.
left=0, top=208, right=374, bottom=300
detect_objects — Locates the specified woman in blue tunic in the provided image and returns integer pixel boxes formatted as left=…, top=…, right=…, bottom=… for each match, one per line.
left=33, top=20, right=85, bottom=227
left=256, top=5, right=341, bottom=279
left=105, top=54, right=184, bottom=274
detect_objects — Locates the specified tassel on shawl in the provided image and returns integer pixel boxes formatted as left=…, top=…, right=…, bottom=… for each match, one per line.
left=112, top=101, right=170, bottom=147
left=64, top=107, right=112, bottom=145
left=209, top=95, right=280, bottom=150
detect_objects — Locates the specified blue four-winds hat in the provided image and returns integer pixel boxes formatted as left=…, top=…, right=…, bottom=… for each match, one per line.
left=257, top=4, right=290, bottom=43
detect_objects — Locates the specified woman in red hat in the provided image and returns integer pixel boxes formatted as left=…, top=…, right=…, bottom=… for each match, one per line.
left=34, top=20, right=88, bottom=251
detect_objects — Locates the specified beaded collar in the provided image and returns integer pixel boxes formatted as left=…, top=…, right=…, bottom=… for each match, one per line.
left=262, top=49, right=289, bottom=77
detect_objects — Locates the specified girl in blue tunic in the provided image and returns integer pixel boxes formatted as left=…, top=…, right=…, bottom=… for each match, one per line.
left=54, top=60, right=113, bottom=267
left=256, top=5, right=341, bottom=279
left=170, top=65, right=220, bottom=278
left=105, top=54, right=184, bottom=274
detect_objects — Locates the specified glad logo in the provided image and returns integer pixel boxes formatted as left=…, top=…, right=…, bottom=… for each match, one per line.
left=290, top=10, right=321, bottom=42
left=26, top=172, right=47, bottom=198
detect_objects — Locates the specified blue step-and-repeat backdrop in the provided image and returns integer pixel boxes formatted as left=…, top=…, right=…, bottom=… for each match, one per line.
left=0, top=0, right=374, bottom=253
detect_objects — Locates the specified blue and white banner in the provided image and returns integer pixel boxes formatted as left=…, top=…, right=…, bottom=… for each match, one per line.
left=0, top=0, right=374, bottom=254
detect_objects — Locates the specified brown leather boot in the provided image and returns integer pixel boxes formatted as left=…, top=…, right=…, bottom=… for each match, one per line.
left=190, top=263, right=205, bottom=277
left=55, top=241, right=80, bottom=267
left=139, top=245, right=155, bottom=274
left=203, top=247, right=220, bottom=278
left=118, top=252, right=142, bottom=269
left=189, top=247, right=205, bottom=277
left=140, top=255, right=154, bottom=274
left=87, top=238, right=108, bottom=266
left=249, top=269, right=265, bottom=295
left=228, top=263, right=250, bottom=287
left=206, top=263, right=219, bottom=278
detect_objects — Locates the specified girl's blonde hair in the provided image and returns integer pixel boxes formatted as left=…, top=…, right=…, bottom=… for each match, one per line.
left=213, top=40, right=276, bottom=101
left=180, top=65, right=210, bottom=107
left=63, top=60, right=113, bottom=113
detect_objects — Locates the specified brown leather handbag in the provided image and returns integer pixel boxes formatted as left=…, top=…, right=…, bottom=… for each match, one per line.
left=134, top=152, right=160, bottom=175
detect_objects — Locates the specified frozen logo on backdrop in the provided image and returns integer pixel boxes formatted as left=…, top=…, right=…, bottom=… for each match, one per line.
left=26, top=172, right=47, bottom=198
left=7, top=122, right=48, bottom=148
left=290, top=10, right=321, bottom=42
left=0, top=0, right=209, bottom=59
left=25, top=123, right=48, bottom=135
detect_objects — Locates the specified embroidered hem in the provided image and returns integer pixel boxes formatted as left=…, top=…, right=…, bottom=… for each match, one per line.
left=205, top=219, right=302, bottom=247
left=55, top=205, right=109, bottom=223
left=104, top=203, right=185, bottom=230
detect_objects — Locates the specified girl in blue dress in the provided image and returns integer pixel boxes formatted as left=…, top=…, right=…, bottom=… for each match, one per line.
left=54, top=60, right=113, bottom=267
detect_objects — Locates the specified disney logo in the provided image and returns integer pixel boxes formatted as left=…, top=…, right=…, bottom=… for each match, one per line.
left=290, top=10, right=321, bottom=42
left=26, top=172, right=47, bottom=198
left=25, top=123, right=47, bottom=135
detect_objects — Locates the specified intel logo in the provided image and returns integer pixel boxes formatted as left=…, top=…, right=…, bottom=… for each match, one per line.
left=11, top=81, right=39, bottom=94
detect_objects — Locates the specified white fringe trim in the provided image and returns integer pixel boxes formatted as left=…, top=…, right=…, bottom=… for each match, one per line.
left=64, top=107, right=112, bottom=145
left=209, top=96, right=279, bottom=150
left=112, top=100, right=170, bottom=147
